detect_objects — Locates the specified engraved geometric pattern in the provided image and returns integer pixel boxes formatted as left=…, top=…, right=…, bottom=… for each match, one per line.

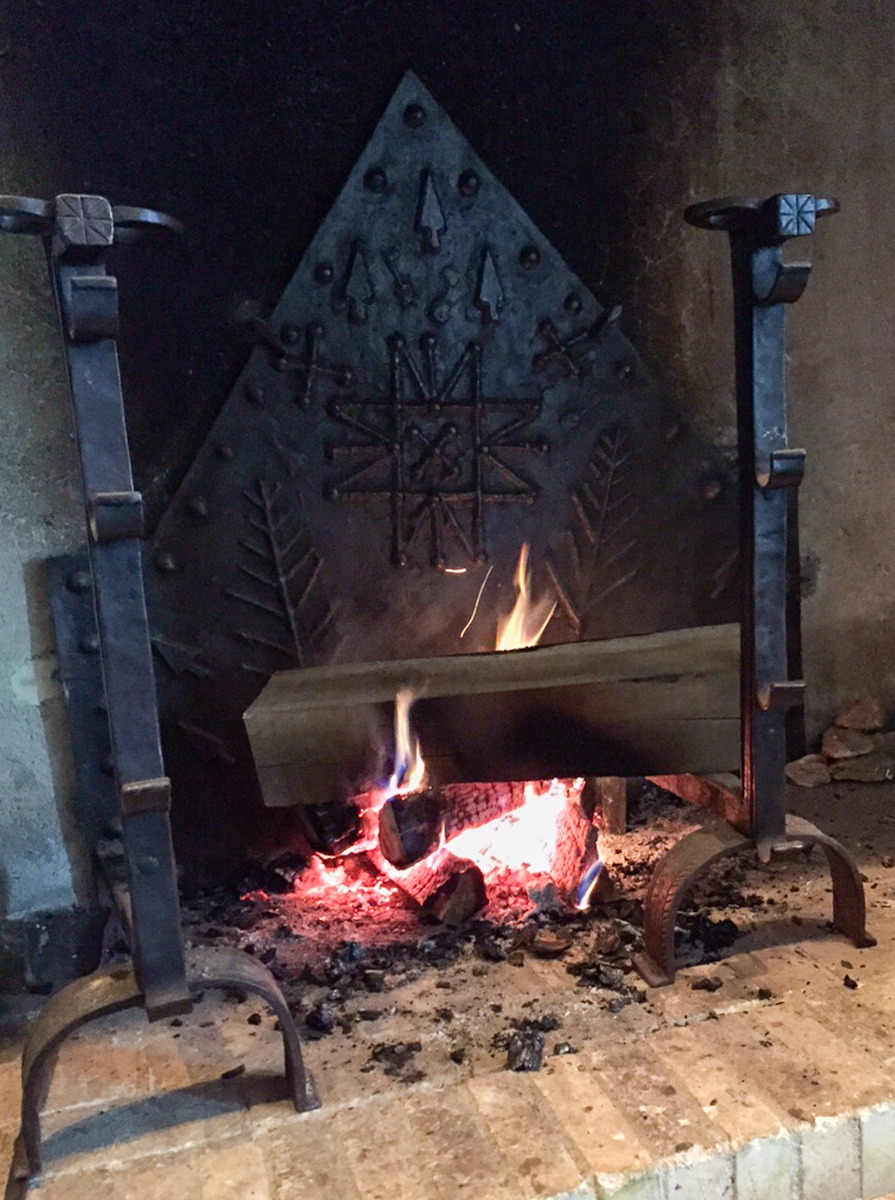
left=327, top=333, right=543, bottom=566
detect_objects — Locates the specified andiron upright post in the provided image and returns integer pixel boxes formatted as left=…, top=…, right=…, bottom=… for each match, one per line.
left=634, top=193, right=875, bottom=986
left=0, top=193, right=319, bottom=1185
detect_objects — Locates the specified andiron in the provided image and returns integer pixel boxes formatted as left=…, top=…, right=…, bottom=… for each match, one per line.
left=634, top=194, right=875, bottom=986
left=0, top=193, right=320, bottom=1184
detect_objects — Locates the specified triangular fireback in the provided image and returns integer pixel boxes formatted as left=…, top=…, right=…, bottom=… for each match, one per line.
left=146, top=71, right=710, bottom=694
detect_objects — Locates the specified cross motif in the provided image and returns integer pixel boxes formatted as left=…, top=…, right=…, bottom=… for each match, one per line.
left=261, top=322, right=352, bottom=408
left=325, top=333, right=546, bottom=567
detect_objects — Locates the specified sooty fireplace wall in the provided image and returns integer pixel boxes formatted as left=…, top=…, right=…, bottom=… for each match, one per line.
left=1, top=0, right=893, bottom=970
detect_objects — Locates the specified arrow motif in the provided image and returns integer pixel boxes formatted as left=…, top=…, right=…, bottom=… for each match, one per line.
left=340, top=244, right=375, bottom=323
left=474, top=248, right=503, bottom=325
left=415, top=169, right=447, bottom=254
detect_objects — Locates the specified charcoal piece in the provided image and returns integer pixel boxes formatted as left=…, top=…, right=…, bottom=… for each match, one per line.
left=371, top=1040, right=422, bottom=1075
left=608, top=995, right=633, bottom=1013
left=358, top=1009, right=382, bottom=1021
left=297, top=800, right=361, bottom=855
left=362, top=969, right=386, bottom=992
left=531, top=930, right=572, bottom=957
left=478, top=936, right=508, bottom=962
left=691, top=976, right=723, bottom=993
left=512, top=1012, right=561, bottom=1034
left=220, top=1064, right=246, bottom=1080
left=507, top=1029, right=545, bottom=1072
left=304, top=1002, right=336, bottom=1034
left=552, top=1042, right=576, bottom=1056
left=247, top=1012, right=263, bottom=1026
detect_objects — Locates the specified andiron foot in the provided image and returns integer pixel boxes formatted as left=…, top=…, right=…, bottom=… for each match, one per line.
left=633, top=813, right=876, bottom=988
left=12, top=945, right=319, bottom=1184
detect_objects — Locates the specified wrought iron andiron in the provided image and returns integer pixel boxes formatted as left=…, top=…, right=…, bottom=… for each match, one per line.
left=634, top=194, right=875, bottom=986
left=0, top=193, right=320, bottom=1184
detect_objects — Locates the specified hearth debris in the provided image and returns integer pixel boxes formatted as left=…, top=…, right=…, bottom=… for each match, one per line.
left=170, top=779, right=822, bottom=1085
left=787, top=695, right=895, bottom=786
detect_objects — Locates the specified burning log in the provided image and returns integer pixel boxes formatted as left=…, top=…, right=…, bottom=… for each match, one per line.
left=376, top=847, right=486, bottom=926
left=244, top=624, right=740, bottom=808
left=378, top=782, right=529, bottom=867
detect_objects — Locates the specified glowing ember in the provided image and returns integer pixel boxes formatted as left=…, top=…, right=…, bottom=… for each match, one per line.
left=387, top=688, right=427, bottom=795
left=495, top=544, right=556, bottom=651
left=299, top=853, right=402, bottom=904
left=446, top=778, right=584, bottom=880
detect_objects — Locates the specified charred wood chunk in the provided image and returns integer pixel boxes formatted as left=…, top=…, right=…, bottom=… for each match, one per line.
left=424, top=863, right=487, bottom=926
left=297, top=800, right=361, bottom=855
left=371, top=845, right=486, bottom=927
left=378, top=789, right=441, bottom=867
left=507, top=1028, right=545, bottom=1071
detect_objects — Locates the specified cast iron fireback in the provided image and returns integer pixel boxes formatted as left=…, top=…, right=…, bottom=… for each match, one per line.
left=135, top=72, right=734, bottom=865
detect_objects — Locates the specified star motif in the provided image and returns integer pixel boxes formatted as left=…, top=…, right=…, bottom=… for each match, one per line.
left=325, top=333, right=546, bottom=567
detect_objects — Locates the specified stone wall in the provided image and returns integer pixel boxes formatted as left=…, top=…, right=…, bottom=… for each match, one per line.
left=618, top=0, right=895, bottom=734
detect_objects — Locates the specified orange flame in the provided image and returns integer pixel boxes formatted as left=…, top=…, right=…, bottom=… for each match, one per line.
left=495, top=544, right=556, bottom=651
left=387, top=688, right=427, bottom=796
left=446, top=778, right=584, bottom=877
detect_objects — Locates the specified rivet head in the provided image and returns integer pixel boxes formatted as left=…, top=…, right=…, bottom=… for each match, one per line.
left=419, top=332, right=437, bottom=350
left=280, top=323, right=301, bottom=347
left=458, top=169, right=480, bottom=197
left=244, top=381, right=265, bottom=405
left=703, top=479, right=722, bottom=501
left=154, top=552, right=176, bottom=573
left=519, top=245, right=541, bottom=269
left=403, top=103, right=426, bottom=128
left=363, top=167, right=388, bottom=193
left=66, top=569, right=92, bottom=594
left=314, top=261, right=334, bottom=284
left=188, top=496, right=209, bottom=519
left=79, top=633, right=100, bottom=655
left=615, top=359, right=634, bottom=382
left=338, top=367, right=354, bottom=387
left=564, top=292, right=583, bottom=314
left=216, top=445, right=234, bottom=461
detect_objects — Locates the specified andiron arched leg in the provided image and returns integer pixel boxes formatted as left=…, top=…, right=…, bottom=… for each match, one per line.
left=633, top=814, right=875, bottom=988
left=12, top=946, right=319, bottom=1184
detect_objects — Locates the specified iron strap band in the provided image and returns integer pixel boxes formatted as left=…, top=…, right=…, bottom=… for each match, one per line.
left=119, top=777, right=172, bottom=816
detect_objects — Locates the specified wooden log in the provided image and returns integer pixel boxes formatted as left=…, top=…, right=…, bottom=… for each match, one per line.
left=244, top=624, right=740, bottom=807
left=593, top=777, right=627, bottom=835
left=378, top=782, right=529, bottom=867
left=646, top=773, right=746, bottom=830
left=367, top=843, right=487, bottom=925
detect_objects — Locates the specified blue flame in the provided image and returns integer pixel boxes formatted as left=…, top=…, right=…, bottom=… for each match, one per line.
left=576, top=856, right=604, bottom=910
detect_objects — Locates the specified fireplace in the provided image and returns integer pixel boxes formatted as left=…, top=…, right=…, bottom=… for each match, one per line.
left=0, top=71, right=876, bottom=1184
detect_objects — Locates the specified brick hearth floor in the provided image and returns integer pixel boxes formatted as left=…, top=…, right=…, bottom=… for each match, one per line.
left=4, top=781, right=895, bottom=1200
